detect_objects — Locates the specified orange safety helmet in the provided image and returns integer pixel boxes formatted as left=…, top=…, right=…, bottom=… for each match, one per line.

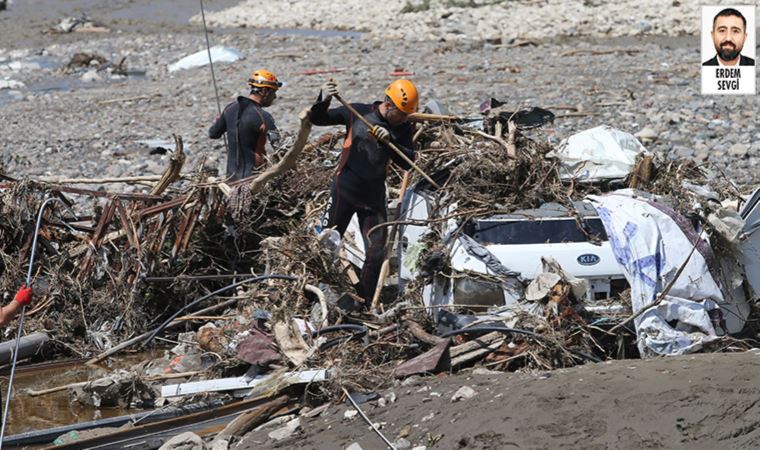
left=247, top=69, right=283, bottom=90
left=384, top=79, right=418, bottom=114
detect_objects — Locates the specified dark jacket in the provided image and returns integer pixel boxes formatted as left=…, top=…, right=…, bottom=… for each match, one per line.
left=310, top=93, right=414, bottom=205
left=209, top=96, right=279, bottom=181
left=702, top=54, right=755, bottom=66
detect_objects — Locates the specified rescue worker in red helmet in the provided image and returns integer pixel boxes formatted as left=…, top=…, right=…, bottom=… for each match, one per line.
left=0, top=284, right=32, bottom=327
left=209, top=69, right=282, bottom=181
left=309, top=78, right=418, bottom=302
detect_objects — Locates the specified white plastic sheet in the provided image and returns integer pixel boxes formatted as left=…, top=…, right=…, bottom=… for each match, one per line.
left=168, top=46, right=242, bottom=72
left=588, top=190, right=723, bottom=356
left=550, top=125, right=648, bottom=182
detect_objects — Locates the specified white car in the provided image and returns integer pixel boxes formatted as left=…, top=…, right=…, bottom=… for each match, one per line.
left=396, top=187, right=627, bottom=312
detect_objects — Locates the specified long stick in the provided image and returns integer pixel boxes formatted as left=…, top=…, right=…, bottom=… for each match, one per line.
left=27, top=371, right=201, bottom=397
left=332, top=94, right=440, bottom=189
left=370, top=171, right=410, bottom=312
left=342, top=387, right=397, bottom=450
left=39, top=175, right=167, bottom=184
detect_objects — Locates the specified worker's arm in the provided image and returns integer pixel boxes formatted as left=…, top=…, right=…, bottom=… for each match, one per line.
left=0, top=301, right=22, bottom=327
left=209, top=108, right=227, bottom=139
left=310, top=80, right=350, bottom=126
left=386, top=123, right=415, bottom=170
left=262, top=111, right=281, bottom=150
left=309, top=92, right=350, bottom=127
left=0, top=285, right=32, bottom=327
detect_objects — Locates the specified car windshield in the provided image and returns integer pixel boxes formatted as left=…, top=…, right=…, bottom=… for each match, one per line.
left=467, top=217, right=608, bottom=245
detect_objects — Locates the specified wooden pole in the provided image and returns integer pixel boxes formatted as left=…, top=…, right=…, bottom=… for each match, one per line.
left=370, top=171, right=411, bottom=312
left=27, top=371, right=201, bottom=397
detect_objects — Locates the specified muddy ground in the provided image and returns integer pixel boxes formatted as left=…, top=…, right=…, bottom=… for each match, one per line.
left=268, top=351, right=760, bottom=450
left=1, top=0, right=760, bottom=448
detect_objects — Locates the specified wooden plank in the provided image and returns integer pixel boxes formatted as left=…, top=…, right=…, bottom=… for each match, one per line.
left=43, top=394, right=292, bottom=450
left=451, top=340, right=505, bottom=368
left=136, top=196, right=189, bottom=219
left=449, top=331, right=504, bottom=358
left=52, top=185, right=164, bottom=201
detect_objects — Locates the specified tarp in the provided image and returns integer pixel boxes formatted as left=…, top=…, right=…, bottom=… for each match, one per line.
left=588, top=190, right=723, bottom=356
left=550, top=125, right=648, bottom=181
left=168, top=46, right=242, bottom=72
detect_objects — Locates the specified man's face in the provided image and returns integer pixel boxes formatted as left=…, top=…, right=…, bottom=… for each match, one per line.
left=711, top=15, right=747, bottom=62
left=384, top=101, right=410, bottom=126
left=260, top=89, right=277, bottom=107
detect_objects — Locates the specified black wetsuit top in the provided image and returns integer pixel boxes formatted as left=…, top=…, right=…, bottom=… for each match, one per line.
left=309, top=93, right=414, bottom=210
left=209, top=96, right=279, bottom=181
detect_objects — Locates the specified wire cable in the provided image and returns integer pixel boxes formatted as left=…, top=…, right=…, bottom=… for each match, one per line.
left=199, top=0, right=230, bottom=156
left=0, top=197, right=72, bottom=447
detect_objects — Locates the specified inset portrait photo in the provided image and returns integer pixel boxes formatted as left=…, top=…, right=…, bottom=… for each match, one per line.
left=701, top=5, right=756, bottom=95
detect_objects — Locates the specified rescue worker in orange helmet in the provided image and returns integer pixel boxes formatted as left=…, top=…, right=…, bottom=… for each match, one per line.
left=310, top=78, right=418, bottom=302
left=209, top=69, right=282, bottom=181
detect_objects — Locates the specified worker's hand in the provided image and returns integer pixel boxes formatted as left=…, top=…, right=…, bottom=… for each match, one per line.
left=370, top=125, right=390, bottom=143
left=13, top=284, right=32, bottom=306
left=322, top=79, right=339, bottom=100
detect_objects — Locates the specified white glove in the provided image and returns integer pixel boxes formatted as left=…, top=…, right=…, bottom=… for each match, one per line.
left=370, top=125, right=390, bottom=142
left=322, top=79, right=339, bottom=99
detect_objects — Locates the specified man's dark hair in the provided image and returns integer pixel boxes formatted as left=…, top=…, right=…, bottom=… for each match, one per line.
left=713, top=8, right=747, bottom=31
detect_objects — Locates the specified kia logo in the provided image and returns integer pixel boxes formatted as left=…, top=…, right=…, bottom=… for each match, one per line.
left=577, top=254, right=600, bottom=266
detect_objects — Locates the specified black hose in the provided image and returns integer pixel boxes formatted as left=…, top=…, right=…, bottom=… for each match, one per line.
left=310, top=324, right=368, bottom=338
left=142, top=274, right=298, bottom=346
left=311, top=324, right=368, bottom=351
left=440, top=326, right=601, bottom=363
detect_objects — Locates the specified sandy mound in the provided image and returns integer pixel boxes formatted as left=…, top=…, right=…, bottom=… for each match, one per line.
left=276, top=351, right=760, bottom=450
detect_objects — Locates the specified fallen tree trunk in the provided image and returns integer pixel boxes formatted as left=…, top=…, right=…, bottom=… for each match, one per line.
left=150, top=134, right=186, bottom=195
left=247, top=108, right=312, bottom=195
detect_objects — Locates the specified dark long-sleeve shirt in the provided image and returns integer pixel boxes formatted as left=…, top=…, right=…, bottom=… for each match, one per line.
left=310, top=94, right=414, bottom=188
left=209, top=96, right=279, bottom=181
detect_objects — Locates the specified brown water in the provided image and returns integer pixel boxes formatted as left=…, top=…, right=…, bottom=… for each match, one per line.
left=2, top=351, right=162, bottom=437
